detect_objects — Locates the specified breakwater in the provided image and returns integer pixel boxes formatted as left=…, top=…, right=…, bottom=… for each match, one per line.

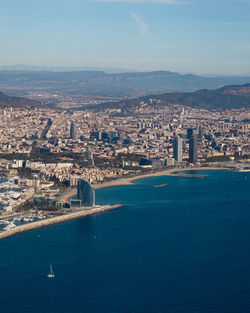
left=0, top=204, right=122, bottom=240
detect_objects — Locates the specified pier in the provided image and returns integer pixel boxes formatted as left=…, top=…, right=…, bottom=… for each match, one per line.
left=0, top=204, right=123, bottom=240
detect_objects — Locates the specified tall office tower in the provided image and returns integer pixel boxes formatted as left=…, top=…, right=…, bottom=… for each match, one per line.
left=198, top=125, right=203, bottom=140
left=77, top=179, right=95, bottom=207
left=189, top=135, right=198, bottom=163
left=187, top=128, right=194, bottom=139
left=34, top=176, right=40, bottom=193
left=86, top=148, right=94, bottom=167
left=173, top=135, right=183, bottom=163
left=70, top=122, right=76, bottom=139
left=109, top=131, right=118, bottom=141
left=41, top=118, right=52, bottom=139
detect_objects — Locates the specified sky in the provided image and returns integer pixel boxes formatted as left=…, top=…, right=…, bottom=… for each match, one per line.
left=1, top=0, right=250, bottom=75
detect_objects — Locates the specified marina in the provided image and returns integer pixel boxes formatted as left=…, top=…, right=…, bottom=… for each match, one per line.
left=0, top=204, right=123, bottom=240
left=0, top=211, right=53, bottom=232
left=0, top=177, right=35, bottom=213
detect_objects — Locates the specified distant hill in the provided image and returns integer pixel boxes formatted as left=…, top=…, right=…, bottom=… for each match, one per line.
left=0, top=91, right=40, bottom=108
left=0, top=65, right=136, bottom=73
left=96, top=84, right=250, bottom=110
left=1, top=70, right=250, bottom=99
left=1, top=83, right=250, bottom=110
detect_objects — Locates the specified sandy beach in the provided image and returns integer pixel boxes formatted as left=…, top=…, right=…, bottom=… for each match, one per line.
left=94, top=166, right=221, bottom=189
left=60, top=166, right=226, bottom=202
left=0, top=166, right=226, bottom=240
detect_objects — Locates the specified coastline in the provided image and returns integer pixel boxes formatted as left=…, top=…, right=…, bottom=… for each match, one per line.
left=0, top=204, right=122, bottom=240
left=0, top=166, right=226, bottom=241
left=59, top=166, right=227, bottom=202
left=94, top=166, right=223, bottom=189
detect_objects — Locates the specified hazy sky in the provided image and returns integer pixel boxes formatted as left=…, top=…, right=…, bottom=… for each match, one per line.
left=1, top=0, right=250, bottom=75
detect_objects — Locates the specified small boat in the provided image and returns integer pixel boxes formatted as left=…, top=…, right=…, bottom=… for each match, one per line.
left=47, top=264, right=55, bottom=278
left=3, top=221, right=16, bottom=231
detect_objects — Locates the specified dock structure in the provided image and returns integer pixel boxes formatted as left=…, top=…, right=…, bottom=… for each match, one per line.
left=0, top=204, right=122, bottom=240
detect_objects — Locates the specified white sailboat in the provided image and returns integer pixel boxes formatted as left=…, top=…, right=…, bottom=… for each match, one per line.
left=47, top=264, right=55, bottom=278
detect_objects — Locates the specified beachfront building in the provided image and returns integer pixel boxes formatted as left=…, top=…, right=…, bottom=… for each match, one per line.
left=77, top=179, right=95, bottom=207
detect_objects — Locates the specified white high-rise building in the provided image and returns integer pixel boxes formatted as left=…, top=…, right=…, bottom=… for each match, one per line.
left=173, top=135, right=183, bottom=163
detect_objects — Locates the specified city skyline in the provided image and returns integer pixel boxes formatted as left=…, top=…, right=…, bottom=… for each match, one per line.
left=1, top=0, right=250, bottom=75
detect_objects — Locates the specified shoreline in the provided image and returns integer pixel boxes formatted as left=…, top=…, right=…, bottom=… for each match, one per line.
left=0, top=167, right=226, bottom=241
left=60, top=166, right=227, bottom=202
left=0, top=204, right=122, bottom=240
left=94, top=166, right=228, bottom=189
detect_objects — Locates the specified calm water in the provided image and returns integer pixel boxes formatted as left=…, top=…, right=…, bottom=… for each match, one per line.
left=0, top=170, right=250, bottom=313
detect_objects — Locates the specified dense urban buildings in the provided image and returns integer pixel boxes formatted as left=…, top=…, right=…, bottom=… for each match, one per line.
left=0, top=102, right=249, bottom=215
left=0, top=104, right=249, bottom=167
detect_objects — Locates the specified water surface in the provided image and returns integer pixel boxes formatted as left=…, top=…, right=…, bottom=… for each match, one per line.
left=0, top=170, right=249, bottom=313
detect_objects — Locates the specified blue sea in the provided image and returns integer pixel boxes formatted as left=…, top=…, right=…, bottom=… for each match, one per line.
left=0, top=170, right=250, bottom=313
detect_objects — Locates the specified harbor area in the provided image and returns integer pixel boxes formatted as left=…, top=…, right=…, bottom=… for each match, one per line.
left=0, top=172, right=122, bottom=240
left=0, top=204, right=123, bottom=240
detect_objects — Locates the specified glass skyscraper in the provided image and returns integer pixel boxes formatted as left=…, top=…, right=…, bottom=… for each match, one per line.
left=173, top=135, right=183, bottom=163
left=187, top=128, right=194, bottom=139
left=189, top=135, right=198, bottom=163
left=77, top=179, right=95, bottom=207
left=70, top=122, right=76, bottom=139
left=198, top=125, right=203, bottom=140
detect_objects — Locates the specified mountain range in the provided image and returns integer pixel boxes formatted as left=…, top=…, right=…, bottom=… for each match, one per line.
left=0, top=70, right=250, bottom=98
left=0, top=91, right=38, bottom=108
left=95, top=83, right=250, bottom=110
left=0, top=70, right=250, bottom=110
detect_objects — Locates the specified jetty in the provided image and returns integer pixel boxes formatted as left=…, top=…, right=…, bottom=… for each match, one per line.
left=0, top=204, right=122, bottom=240
left=154, top=184, right=170, bottom=188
